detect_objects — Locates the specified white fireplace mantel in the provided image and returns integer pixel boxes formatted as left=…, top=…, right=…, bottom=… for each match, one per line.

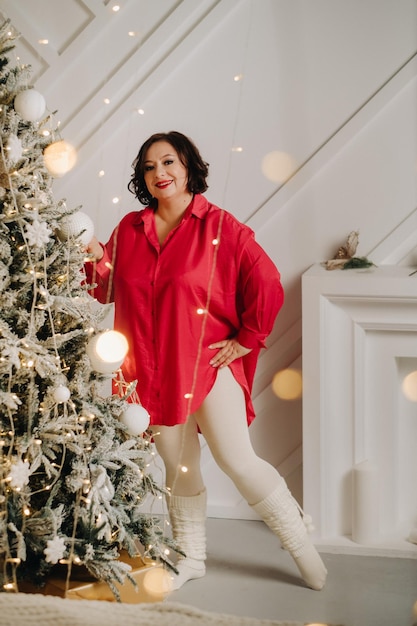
left=302, top=264, right=417, bottom=556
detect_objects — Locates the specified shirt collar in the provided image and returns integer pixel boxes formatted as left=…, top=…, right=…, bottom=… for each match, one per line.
left=188, top=194, right=209, bottom=219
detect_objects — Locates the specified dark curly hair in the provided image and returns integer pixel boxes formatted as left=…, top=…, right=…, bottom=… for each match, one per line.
left=128, top=131, right=209, bottom=206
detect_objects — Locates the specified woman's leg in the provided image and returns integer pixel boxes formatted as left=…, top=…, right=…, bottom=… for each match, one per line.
left=151, top=421, right=204, bottom=496
left=151, top=422, right=207, bottom=589
left=193, top=367, right=280, bottom=503
left=194, top=367, right=327, bottom=590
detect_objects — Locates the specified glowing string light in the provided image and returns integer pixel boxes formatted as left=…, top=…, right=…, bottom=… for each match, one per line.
left=87, top=9, right=250, bottom=531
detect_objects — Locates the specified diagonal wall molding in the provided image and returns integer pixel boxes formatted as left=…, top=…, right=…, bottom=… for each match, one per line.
left=44, top=0, right=236, bottom=149
left=368, top=207, right=417, bottom=266
left=247, top=52, right=417, bottom=233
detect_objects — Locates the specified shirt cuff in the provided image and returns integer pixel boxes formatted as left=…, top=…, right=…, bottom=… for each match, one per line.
left=236, top=328, right=266, bottom=350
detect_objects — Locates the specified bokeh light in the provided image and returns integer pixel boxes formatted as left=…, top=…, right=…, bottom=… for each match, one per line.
left=261, top=150, right=296, bottom=183
left=43, top=140, right=77, bottom=177
left=402, top=370, right=417, bottom=402
left=95, top=330, right=128, bottom=363
left=86, top=329, right=129, bottom=374
left=272, top=368, right=302, bottom=400
left=142, top=566, right=173, bottom=598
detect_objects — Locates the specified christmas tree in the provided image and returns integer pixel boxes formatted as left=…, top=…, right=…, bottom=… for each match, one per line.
left=0, top=20, right=176, bottom=599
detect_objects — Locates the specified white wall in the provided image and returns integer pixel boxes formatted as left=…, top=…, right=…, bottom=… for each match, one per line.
left=1, top=0, right=416, bottom=518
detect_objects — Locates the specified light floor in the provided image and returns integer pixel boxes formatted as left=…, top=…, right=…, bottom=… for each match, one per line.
left=169, top=518, right=417, bottom=626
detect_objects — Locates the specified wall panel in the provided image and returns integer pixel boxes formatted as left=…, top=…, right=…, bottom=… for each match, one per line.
left=0, top=0, right=416, bottom=518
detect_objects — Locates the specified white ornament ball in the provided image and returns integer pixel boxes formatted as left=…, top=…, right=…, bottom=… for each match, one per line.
left=57, top=211, right=94, bottom=246
left=14, top=89, right=46, bottom=122
left=120, top=404, right=150, bottom=436
left=53, top=385, right=71, bottom=404
left=44, top=140, right=77, bottom=177
left=86, top=330, right=129, bottom=374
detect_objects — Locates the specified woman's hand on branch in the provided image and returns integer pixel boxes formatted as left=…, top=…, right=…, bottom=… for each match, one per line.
left=85, top=236, right=104, bottom=261
left=208, top=338, right=252, bottom=368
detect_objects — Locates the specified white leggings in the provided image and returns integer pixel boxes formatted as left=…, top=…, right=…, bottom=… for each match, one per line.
left=151, top=367, right=280, bottom=505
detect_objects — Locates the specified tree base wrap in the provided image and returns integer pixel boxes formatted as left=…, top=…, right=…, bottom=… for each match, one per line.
left=18, top=552, right=168, bottom=603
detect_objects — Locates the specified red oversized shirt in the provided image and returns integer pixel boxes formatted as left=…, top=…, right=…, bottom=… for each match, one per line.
left=85, top=195, right=284, bottom=426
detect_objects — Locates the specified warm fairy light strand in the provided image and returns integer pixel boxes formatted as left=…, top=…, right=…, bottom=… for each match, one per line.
left=221, top=0, right=253, bottom=206
left=0, top=107, right=66, bottom=380
left=170, top=210, right=225, bottom=496
left=93, top=8, right=253, bottom=500
left=0, top=51, right=103, bottom=588
left=64, top=7, right=252, bottom=565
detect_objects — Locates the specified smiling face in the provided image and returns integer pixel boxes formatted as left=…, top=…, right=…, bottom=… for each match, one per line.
left=143, top=141, right=190, bottom=204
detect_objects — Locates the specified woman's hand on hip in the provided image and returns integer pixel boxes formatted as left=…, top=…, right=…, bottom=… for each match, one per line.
left=208, top=338, right=252, bottom=368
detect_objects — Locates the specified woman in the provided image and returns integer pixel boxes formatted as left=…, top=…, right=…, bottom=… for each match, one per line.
left=85, top=131, right=327, bottom=591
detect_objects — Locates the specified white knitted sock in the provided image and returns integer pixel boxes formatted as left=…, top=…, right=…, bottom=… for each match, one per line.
left=170, top=557, right=206, bottom=590
left=293, top=541, right=327, bottom=591
left=252, top=479, right=327, bottom=591
left=168, top=490, right=207, bottom=590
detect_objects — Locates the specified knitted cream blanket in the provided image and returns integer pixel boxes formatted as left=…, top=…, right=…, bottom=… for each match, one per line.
left=0, top=593, right=307, bottom=626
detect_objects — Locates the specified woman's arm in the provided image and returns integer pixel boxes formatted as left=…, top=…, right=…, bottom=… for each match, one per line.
left=235, top=235, right=284, bottom=350
left=84, top=234, right=116, bottom=304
